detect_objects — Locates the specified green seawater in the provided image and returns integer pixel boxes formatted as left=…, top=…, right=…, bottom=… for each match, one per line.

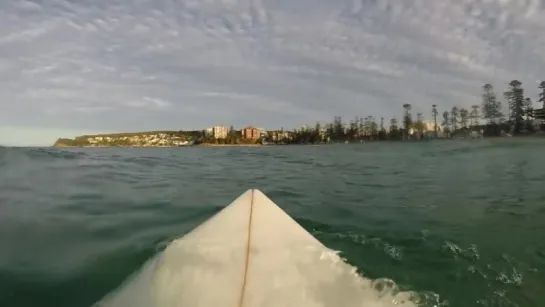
left=1, top=139, right=544, bottom=307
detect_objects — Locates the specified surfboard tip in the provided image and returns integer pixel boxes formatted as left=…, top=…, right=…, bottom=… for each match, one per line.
left=244, top=188, right=263, bottom=194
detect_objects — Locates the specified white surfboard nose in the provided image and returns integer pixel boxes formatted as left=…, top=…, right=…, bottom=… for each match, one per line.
left=96, top=189, right=417, bottom=307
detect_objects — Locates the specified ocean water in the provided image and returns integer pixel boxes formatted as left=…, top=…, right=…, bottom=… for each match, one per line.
left=1, top=139, right=544, bottom=307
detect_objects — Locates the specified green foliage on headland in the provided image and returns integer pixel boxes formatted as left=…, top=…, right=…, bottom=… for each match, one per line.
left=53, top=130, right=202, bottom=147
left=54, top=138, right=90, bottom=147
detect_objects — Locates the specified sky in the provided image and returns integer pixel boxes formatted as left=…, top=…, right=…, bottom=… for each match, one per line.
left=1, top=0, right=545, bottom=146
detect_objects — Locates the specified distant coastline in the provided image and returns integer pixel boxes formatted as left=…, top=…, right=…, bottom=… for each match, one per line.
left=52, top=130, right=264, bottom=148
left=53, top=133, right=545, bottom=148
left=53, top=109, right=545, bottom=148
left=195, top=143, right=263, bottom=147
left=53, top=130, right=545, bottom=148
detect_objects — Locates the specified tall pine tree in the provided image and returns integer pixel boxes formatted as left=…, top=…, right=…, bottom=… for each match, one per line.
left=539, top=81, right=545, bottom=109
left=470, top=105, right=480, bottom=129
left=507, top=80, right=525, bottom=134
left=432, top=104, right=438, bottom=139
left=442, top=110, right=450, bottom=137
left=403, top=104, right=412, bottom=140
left=451, top=106, right=459, bottom=133
left=482, top=84, right=503, bottom=125
left=390, top=117, right=398, bottom=131
left=524, top=98, right=534, bottom=132
left=459, top=108, right=469, bottom=129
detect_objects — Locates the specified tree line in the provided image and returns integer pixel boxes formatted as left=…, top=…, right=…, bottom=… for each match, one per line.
left=282, top=81, right=545, bottom=144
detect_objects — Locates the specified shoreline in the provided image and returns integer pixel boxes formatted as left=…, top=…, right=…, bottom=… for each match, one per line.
left=194, top=143, right=263, bottom=147
left=51, top=135, right=545, bottom=148
left=50, top=143, right=266, bottom=148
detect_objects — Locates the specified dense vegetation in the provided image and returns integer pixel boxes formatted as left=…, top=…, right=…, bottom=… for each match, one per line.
left=54, top=138, right=90, bottom=147
left=54, top=130, right=203, bottom=147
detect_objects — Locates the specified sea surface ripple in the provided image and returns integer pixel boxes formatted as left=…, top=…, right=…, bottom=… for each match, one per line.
left=1, top=139, right=544, bottom=307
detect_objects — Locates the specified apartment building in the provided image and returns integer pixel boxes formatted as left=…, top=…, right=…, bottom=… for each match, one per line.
left=242, top=126, right=260, bottom=139
left=212, top=126, right=229, bottom=139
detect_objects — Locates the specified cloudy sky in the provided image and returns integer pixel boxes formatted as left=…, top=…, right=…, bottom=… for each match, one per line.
left=1, top=0, right=545, bottom=146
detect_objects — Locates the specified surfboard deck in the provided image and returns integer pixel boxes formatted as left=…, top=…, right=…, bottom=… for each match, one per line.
left=95, top=189, right=415, bottom=307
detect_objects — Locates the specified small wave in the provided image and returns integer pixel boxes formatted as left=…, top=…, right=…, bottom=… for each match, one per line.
left=442, top=241, right=481, bottom=261
left=496, top=268, right=523, bottom=286
left=125, top=156, right=165, bottom=165
left=311, top=230, right=405, bottom=262
left=25, top=148, right=87, bottom=160
left=422, top=139, right=509, bottom=158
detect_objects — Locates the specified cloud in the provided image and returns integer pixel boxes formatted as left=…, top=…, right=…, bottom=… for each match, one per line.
left=124, top=97, right=173, bottom=110
left=1, top=0, right=545, bottom=145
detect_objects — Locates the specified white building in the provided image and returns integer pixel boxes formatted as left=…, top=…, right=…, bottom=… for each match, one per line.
left=212, top=126, right=229, bottom=139
left=257, top=127, right=268, bottom=136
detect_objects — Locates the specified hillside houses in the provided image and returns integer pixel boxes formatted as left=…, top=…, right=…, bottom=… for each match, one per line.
left=81, top=133, right=191, bottom=147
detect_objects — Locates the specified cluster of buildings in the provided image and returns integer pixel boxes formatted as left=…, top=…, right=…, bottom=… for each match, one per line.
left=205, top=126, right=275, bottom=140
left=205, top=122, right=444, bottom=142
left=203, top=117, right=545, bottom=143
left=205, top=125, right=296, bottom=142
left=84, top=133, right=191, bottom=147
